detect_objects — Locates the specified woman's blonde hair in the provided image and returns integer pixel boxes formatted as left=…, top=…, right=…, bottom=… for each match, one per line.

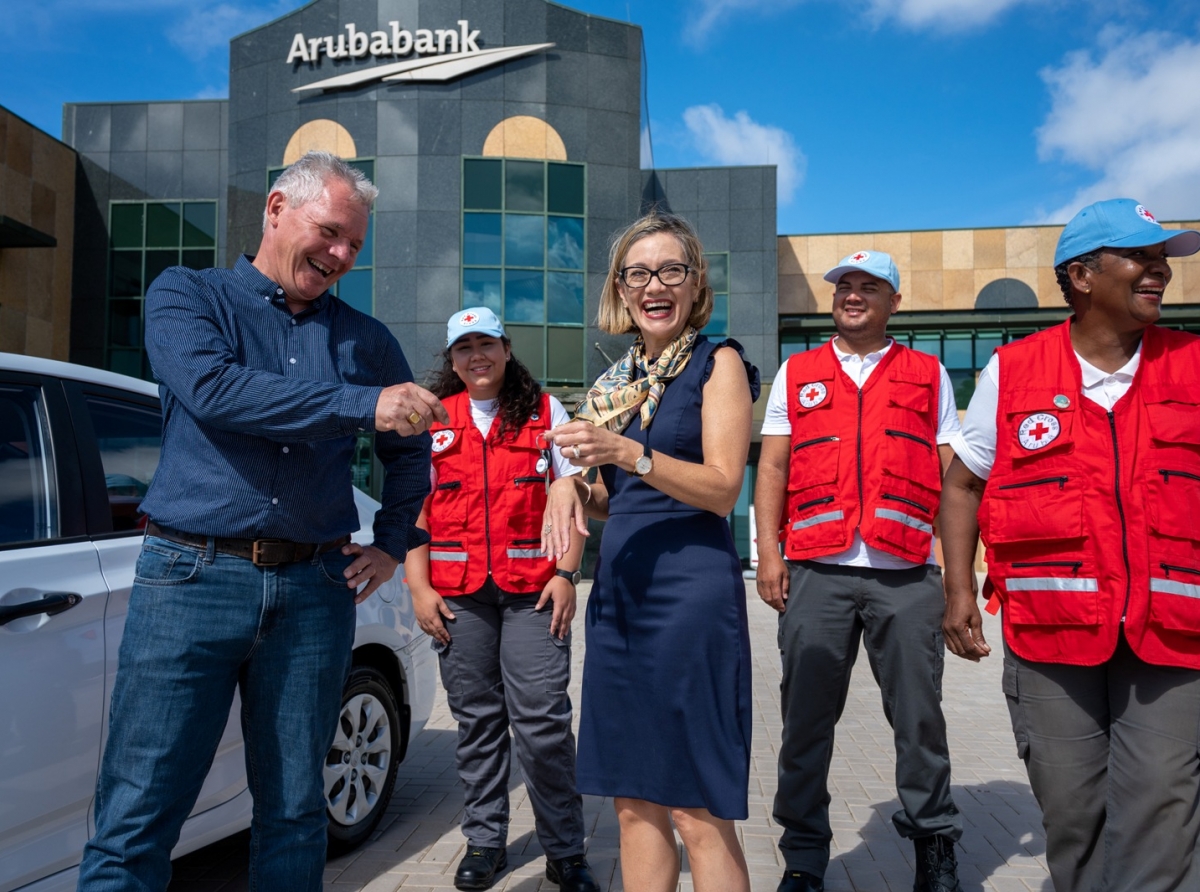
left=597, top=211, right=713, bottom=334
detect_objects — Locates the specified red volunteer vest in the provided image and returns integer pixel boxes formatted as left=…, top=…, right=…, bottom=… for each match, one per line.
left=980, top=320, right=1200, bottom=669
left=426, top=391, right=555, bottom=597
left=783, top=340, right=943, bottom=564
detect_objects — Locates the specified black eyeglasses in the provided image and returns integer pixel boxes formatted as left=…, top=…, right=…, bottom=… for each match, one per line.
left=618, top=264, right=694, bottom=288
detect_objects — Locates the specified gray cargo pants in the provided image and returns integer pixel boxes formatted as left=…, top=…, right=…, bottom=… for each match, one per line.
left=774, top=560, right=962, bottom=876
left=433, top=580, right=585, bottom=858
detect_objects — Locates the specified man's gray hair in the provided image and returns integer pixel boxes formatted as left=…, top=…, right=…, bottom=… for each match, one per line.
left=262, top=151, right=380, bottom=231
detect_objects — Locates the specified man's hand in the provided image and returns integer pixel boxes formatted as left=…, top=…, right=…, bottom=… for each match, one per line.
left=410, top=583, right=456, bottom=644
left=375, top=383, right=449, bottom=436
left=535, top=576, right=577, bottom=640
left=943, top=586, right=991, bottom=661
left=340, top=542, right=399, bottom=604
left=756, top=548, right=790, bottom=613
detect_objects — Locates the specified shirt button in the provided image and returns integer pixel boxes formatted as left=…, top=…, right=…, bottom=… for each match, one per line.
left=291, top=318, right=297, bottom=325
left=271, top=498, right=279, bottom=505
left=282, top=446, right=290, bottom=453
left=289, top=358, right=297, bottom=364
left=276, top=288, right=284, bottom=295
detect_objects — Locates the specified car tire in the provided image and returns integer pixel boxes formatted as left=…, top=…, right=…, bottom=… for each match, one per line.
left=325, top=665, right=402, bottom=854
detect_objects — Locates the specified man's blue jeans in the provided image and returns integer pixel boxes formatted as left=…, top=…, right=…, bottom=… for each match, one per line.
left=78, top=535, right=356, bottom=892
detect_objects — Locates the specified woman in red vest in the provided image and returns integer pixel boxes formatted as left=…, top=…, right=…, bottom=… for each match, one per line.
left=940, top=199, right=1200, bottom=892
left=403, top=307, right=597, bottom=892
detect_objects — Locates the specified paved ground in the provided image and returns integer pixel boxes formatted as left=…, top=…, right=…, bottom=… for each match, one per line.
left=168, top=581, right=1051, bottom=892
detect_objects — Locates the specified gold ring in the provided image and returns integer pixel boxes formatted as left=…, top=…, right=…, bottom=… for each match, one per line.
left=407, top=411, right=422, bottom=425
left=572, top=445, right=581, bottom=459
left=543, top=525, right=553, bottom=533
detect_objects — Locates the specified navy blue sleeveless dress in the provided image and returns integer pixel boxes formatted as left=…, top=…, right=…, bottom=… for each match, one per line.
left=576, top=337, right=758, bottom=820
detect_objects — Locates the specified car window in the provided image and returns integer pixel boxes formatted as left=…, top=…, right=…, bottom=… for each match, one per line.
left=0, top=385, right=58, bottom=545
left=84, top=396, right=162, bottom=532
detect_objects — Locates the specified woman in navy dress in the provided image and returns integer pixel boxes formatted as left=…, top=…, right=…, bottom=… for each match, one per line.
left=543, top=212, right=758, bottom=892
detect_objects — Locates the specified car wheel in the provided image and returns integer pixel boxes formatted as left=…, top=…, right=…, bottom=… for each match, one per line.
left=325, top=665, right=402, bottom=854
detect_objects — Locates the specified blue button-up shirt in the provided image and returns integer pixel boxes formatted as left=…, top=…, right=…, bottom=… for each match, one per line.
left=140, top=256, right=431, bottom=560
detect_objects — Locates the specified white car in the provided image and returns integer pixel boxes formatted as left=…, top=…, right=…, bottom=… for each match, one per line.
left=0, top=353, right=437, bottom=892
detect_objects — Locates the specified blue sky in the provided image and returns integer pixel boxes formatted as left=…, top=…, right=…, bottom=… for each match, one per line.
left=6, top=0, right=1200, bottom=234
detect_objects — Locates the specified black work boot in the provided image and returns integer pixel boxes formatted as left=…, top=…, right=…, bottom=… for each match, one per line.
left=454, top=845, right=507, bottom=891
left=545, top=854, right=601, bottom=892
left=777, top=869, right=824, bottom=891
left=912, top=835, right=962, bottom=892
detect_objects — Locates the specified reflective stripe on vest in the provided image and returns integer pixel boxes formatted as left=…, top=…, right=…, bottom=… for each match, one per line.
left=874, top=507, right=933, bottom=534
left=792, top=510, right=844, bottom=531
left=1005, top=577, right=1099, bottom=592
left=431, top=551, right=468, bottom=562
left=506, top=548, right=542, bottom=559
left=1151, top=577, right=1200, bottom=600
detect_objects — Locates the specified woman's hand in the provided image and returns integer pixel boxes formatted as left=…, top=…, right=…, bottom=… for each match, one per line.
left=541, top=476, right=588, bottom=560
left=411, top=583, right=456, bottom=644
left=535, top=576, right=577, bottom=639
left=545, top=420, right=640, bottom=472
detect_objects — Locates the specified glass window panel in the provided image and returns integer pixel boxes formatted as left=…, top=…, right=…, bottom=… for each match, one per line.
left=182, top=202, right=216, bottom=248
left=950, top=370, right=976, bottom=410
left=706, top=254, right=729, bottom=294
left=336, top=269, right=373, bottom=316
left=1006, top=330, right=1034, bottom=343
left=347, top=159, right=374, bottom=182
left=85, top=396, right=162, bottom=532
left=975, top=331, right=1004, bottom=368
left=463, top=158, right=502, bottom=210
left=0, top=385, right=58, bottom=544
left=356, top=214, right=374, bottom=268
left=109, top=251, right=143, bottom=297
left=267, top=167, right=285, bottom=190
left=463, top=269, right=502, bottom=315
left=912, top=333, right=941, bottom=358
left=507, top=325, right=544, bottom=378
left=547, top=272, right=585, bottom=324
left=703, top=293, right=729, bottom=337
left=505, top=160, right=544, bottom=212
left=547, top=163, right=584, bottom=215
left=144, top=250, right=178, bottom=291
left=547, top=216, right=584, bottom=270
left=181, top=249, right=214, bottom=271
left=504, top=214, right=544, bottom=268
left=108, top=300, right=143, bottom=348
left=547, top=326, right=583, bottom=383
left=108, top=349, right=144, bottom=379
left=145, top=203, right=181, bottom=248
left=504, top=270, right=544, bottom=323
left=943, top=334, right=973, bottom=369
left=110, top=204, right=144, bottom=248
left=780, top=341, right=805, bottom=362
left=463, top=213, right=502, bottom=266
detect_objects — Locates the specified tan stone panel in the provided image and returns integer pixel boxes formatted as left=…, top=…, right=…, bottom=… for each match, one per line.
left=1168, top=257, right=1196, bottom=304
left=908, top=270, right=943, bottom=311
left=1037, top=266, right=1062, bottom=307
left=777, top=236, right=806, bottom=276
left=943, top=230, right=974, bottom=270
left=32, top=140, right=74, bottom=198
left=282, top=119, right=358, bottom=165
left=874, top=231, right=912, bottom=271
left=28, top=255, right=53, bottom=320
left=941, top=269, right=976, bottom=310
left=911, top=231, right=942, bottom=271
left=481, top=116, right=567, bottom=161
left=1006, top=228, right=1038, bottom=269
left=1037, top=226, right=1061, bottom=268
left=0, top=112, right=7, bottom=169
left=807, top=235, right=840, bottom=275
left=807, top=273, right=834, bottom=313
left=31, top=182, right=56, bottom=236
left=4, top=167, right=30, bottom=224
left=0, top=306, right=26, bottom=354
left=778, top=273, right=817, bottom=314
left=1006, top=266, right=1039, bottom=291
left=974, top=229, right=1006, bottom=270
left=6, top=116, right=32, bottom=178
left=836, top=234, right=873, bottom=259
left=24, top=315, right=53, bottom=359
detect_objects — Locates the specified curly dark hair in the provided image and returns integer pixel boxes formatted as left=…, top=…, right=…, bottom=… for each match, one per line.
left=427, top=338, right=543, bottom=441
left=1054, top=249, right=1103, bottom=307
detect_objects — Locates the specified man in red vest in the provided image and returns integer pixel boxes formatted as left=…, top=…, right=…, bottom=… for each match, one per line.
left=940, top=199, right=1200, bottom=892
left=755, top=251, right=964, bottom=892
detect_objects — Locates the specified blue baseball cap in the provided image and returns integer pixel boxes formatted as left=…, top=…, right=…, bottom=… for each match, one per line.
left=824, top=250, right=901, bottom=292
left=446, top=306, right=505, bottom=347
left=1054, top=198, right=1200, bottom=267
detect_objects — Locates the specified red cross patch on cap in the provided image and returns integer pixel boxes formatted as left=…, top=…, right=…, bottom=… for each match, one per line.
left=849, top=251, right=869, bottom=264
left=459, top=311, right=479, bottom=325
left=431, top=430, right=456, bottom=453
left=1135, top=204, right=1157, bottom=223
left=798, top=381, right=828, bottom=409
left=1017, top=413, right=1060, bottom=450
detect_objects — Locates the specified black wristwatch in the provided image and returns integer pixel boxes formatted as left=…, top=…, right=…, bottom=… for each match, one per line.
left=555, top=568, right=582, bottom=586
left=632, top=441, right=653, bottom=477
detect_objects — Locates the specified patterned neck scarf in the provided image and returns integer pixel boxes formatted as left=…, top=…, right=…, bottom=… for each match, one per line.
left=575, top=327, right=698, bottom=433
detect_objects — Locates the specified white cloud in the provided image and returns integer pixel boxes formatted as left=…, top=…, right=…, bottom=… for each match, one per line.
left=864, top=0, right=1037, bottom=31
left=685, top=0, right=806, bottom=46
left=168, top=2, right=292, bottom=61
left=682, top=103, right=806, bottom=203
left=1035, top=27, right=1200, bottom=222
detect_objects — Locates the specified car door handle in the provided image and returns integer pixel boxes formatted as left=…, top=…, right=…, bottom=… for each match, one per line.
left=0, top=593, right=83, bottom=626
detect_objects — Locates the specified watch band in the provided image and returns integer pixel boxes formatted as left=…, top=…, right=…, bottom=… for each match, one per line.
left=555, top=568, right=582, bottom=585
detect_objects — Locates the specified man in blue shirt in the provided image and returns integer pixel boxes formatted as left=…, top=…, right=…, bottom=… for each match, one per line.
left=78, top=152, right=447, bottom=891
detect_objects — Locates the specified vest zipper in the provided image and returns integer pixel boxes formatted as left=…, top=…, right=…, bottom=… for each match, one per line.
left=881, top=492, right=930, bottom=514
left=796, top=495, right=835, bottom=512
left=430, top=540, right=463, bottom=548
left=857, top=388, right=864, bottom=520
left=884, top=428, right=933, bottom=449
left=436, top=480, right=462, bottom=491
left=482, top=439, right=493, bottom=577
left=793, top=435, right=840, bottom=452
left=997, top=476, right=1068, bottom=490
left=1012, top=560, right=1082, bottom=572
left=1160, top=562, right=1200, bottom=578
left=1108, top=410, right=1132, bottom=619
left=1159, top=469, right=1200, bottom=484
left=513, top=476, right=543, bottom=484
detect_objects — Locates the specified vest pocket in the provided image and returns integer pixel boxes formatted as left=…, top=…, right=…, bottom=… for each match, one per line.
left=505, top=537, right=547, bottom=591
left=429, top=541, right=469, bottom=590
left=1148, top=562, right=1200, bottom=635
left=788, top=434, right=840, bottom=494
left=985, top=473, right=1083, bottom=545
left=883, top=427, right=941, bottom=491
left=871, top=478, right=938, bottom=557
left=999, top=559, right=1100, bottom=626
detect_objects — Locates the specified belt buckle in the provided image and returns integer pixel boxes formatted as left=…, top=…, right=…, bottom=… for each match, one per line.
left=252, top=538, right=290, bottom=567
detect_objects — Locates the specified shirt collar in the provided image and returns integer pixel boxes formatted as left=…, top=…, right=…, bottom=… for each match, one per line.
left=1077, top=342, right=1141, bottom=389
left=235, top=254, right=329, bottom=316
left=832, top=336, right=893, bottom=363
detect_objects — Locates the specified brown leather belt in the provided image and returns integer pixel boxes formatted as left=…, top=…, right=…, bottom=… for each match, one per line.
left=146, top=521, right=351, bottom=567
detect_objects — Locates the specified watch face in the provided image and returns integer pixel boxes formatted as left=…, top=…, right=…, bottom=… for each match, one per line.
left=634, top=455, right=653, bottom=476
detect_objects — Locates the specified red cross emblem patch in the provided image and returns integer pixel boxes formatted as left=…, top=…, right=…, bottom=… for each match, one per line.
left=458, top=311, right=479, bottom=325
left=431, top=429, right=456, bottom=453
left=1135, top=204, right=1157, bottom=223
left=798, top=381, right=828, bottom=409
left=1017, top=413, right=1060, bottom=450
left=849, top=251, right=870, bottom=264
